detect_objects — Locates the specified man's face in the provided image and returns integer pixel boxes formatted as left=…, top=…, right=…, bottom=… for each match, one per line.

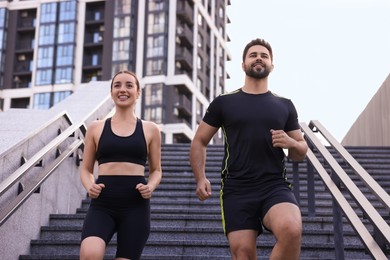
left=242, top=45, right=274, bottom=79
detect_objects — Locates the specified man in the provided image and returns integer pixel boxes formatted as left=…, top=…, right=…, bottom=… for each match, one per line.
left=190, top=38, right=308, bottom=260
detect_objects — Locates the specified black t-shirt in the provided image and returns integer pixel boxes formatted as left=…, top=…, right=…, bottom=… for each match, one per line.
left=203, top=89, right=300, bottom=187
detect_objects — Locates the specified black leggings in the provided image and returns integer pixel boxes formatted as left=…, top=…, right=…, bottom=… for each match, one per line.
left=81, top=175, right=150, bottom=259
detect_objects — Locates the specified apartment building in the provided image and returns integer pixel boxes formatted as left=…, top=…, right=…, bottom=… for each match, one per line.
left=0, top=0, right=231, bottom=143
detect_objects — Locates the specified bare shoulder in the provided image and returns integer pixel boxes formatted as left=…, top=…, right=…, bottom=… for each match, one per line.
left=86, top=119, right=106, bottom=138
left=141, top=120, right=160, bottom=133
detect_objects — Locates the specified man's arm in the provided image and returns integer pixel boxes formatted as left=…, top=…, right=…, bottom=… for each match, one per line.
left=271, top=129, right=308, bottom=162
left=190, top=121, right=219, bottom=201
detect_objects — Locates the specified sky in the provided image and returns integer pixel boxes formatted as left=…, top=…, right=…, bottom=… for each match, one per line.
left=225, top=0, right=390, bottom=142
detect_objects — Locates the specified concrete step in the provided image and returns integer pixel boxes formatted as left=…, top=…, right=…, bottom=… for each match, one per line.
left=22, top=239, right=371, bottom=259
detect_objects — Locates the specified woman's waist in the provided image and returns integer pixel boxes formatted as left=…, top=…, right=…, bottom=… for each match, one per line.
left=98, top=162, right=145, bottom=176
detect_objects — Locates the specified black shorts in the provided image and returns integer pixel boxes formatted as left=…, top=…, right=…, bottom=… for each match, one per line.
left=220, top=179, right=299, bottom=236
left=81, top=175, right=150, bottom=260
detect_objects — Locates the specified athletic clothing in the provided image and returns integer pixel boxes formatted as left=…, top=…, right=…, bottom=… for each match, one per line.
left=203, top=89, right=301, bottom=235
left=221, top=179, right=298, bottom=235
left=82, top=117, right=149, bottom=259
left=81, top=176, right=150, bottom=259
left=96, top=117, right=147, bottom=166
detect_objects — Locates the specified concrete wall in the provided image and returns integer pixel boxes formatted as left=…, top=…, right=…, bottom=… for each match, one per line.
left=0, top=81, right=114, bottom=260
left=342, top=73, right=390, bottom=146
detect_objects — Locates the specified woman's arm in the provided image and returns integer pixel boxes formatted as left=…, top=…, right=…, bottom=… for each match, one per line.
left=136, top=121, right=162, bottom=198
left=80, top=121, right=105, bottom=198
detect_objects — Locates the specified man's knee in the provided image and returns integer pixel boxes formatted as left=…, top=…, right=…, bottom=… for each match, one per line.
left=227, top=230, right=257, bottom=260
left=230, top=243, right=257, bottom=260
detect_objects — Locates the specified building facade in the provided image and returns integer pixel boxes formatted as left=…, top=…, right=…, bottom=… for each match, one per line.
left=341, top=73, right=390, bottom=146
left=0, top=0, right=231, bottom=144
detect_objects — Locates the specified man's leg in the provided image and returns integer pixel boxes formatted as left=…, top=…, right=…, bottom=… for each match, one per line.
left=227, top=229, right=258, bottom=260
left=263, top=202, right=302, bottom=260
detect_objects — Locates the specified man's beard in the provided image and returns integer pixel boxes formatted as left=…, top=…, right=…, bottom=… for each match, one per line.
left=245, top=64, right=271, bottom=79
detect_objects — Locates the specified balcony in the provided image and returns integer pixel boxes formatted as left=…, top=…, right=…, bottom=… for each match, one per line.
left=176, top=0, right=193, bottom=26
left=176, top=23, right=193, bottom=48
left=174, top=94, right=192, bottom=118
left=175, top=46, right=193, bottom=71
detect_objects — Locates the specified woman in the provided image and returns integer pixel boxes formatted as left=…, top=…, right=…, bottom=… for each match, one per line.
left=79, top=70, right=162, bottom=260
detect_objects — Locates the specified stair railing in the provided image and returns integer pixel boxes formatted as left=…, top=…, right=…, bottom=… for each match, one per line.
left=0, top=111, right=86, bottom=227
left=299, top=120, right=390, bottom=260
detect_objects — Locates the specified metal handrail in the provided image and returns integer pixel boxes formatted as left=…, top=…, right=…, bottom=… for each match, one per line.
left=304, top=147, right=388, bottom=260
left=0, top=111, right=72, bottom=159
left=0, top=111, right=89, bottom=227
left=300, top=122, right=390, bottom=259
left=0, top=112, right=85, bottom=197
left=309, top=120, right=390, bottom=211
left=0, top=138, right=83, bottom=226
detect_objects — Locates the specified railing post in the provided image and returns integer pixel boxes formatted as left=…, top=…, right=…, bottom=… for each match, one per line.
left=331, top=170, right=345, bottom=260
left=373, top=224, right=387, bottom=252
left=292, top=161, right=300, bottom=205
left=306, top=161, right=316, bottom=217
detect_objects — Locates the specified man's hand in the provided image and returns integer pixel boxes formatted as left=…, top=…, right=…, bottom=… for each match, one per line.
left=196, top=178, right=212, bottom=201
left=271, top=129, right=294, bottom=149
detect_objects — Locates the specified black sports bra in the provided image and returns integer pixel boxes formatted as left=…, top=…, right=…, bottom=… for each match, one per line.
left=95, top=118, right=147, bottom=166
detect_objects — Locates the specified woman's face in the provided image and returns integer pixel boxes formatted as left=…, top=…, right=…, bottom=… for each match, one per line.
left=111, top=72, right=140, bottom=107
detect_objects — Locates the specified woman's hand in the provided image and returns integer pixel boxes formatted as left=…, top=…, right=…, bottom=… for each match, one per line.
left=136, top=183, right=153, bottom=199
left=87, top=183, right=105, bottom=199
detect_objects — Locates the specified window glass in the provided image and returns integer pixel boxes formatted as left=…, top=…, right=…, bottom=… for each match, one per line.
left=40, top=3, right=57, bottom=23
left=144, top=83, right=163, bottom=105
left=38, top=24, right=55, bottom=45
left=58, top=22, right=75, bottom=43
left=115, top=0, right=132, bottom=15
left=146, top=36, right=164, bottom=57
left=37, top=47, right=54, bottom=67
left=33, top=92, right=51, bottom=109
left=36, top=69, right=53, bottom=85
left=59, top=0, right=76, bottom=21
left=147, top=13, right=165, bottom=34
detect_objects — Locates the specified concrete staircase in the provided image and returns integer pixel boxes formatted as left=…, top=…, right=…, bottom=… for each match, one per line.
left=19, top=144, right=390, bottom=259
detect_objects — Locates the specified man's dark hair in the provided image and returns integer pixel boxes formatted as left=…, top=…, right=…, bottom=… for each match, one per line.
left=242, top=38, right=273, bottom=62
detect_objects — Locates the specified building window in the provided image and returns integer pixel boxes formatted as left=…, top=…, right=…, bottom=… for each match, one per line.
left=147, top=13, right=166, bottom=34
left=146, top=35, right=164, bottom=57
left=149, top=0, right=165, bottom=11
left=37, top=46, right=54, bottom=68
left=36, top=1, right=76, bottom=86
left=112, top=39, right=130, bottom=60
left=55, top=67, right=72, bottom=83
left=198, top=33, right=203, bottom=48
left=34, top=92, right=51, bottom=109
left=56, top=45, right=74, bottom=66
left=144, top=107, right=162, bottom=123
left=57, top=22, right=75, bottom=43
left=53, top=90, right=71, bottom=104
left=59, top=0, right=76, bottom=21
left=196, top=77, right=202, bottom=90
left=197, top=13, right=202, bottom=27
left=115, top=0, right=132, bottom=14
left=38, top=24, right=55, bottom=45
left=36, top=69, right=52, bottom=85
left=40, top=3, right=57, bottom=23
left=197, top=55, right=202, bottom=70
left=114, top=16, right=131, bottom=37
left=144, top=83, right=163, bottom=105
left=196, top=100, right=202, bottom=115
left=145, top=59, right=165, bottom=75
left=111, top=0, right=137, bottom=77
left=143, top=83, right=163, bottom=123
left=219, top=7, right=224, bottom=19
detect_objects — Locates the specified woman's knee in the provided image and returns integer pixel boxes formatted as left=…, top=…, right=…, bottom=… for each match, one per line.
left=80, top=236, right=106, bottom=260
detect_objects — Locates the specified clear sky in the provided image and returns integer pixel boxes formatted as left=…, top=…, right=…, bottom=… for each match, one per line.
left=225, top=0, right=390, bottom=141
